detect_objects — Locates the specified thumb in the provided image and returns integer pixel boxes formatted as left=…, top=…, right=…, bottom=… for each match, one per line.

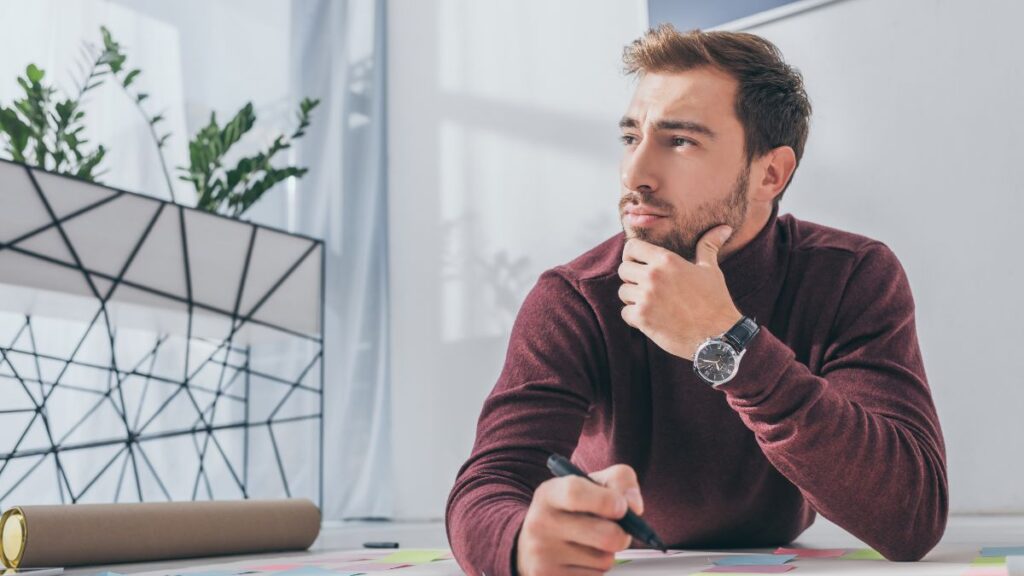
left=695, top=224, right=734, bottom=267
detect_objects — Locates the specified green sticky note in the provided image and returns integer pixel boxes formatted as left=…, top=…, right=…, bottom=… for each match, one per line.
left=377, top=549, right=450, bottom=564
left=615, top=559, right=631, bottom=565
left=841, top=548, right=885, bottom=560
left=972, top=556, right=1006, bottom=565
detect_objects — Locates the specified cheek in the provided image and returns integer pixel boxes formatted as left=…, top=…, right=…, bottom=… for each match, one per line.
left=666, top=160, right=736, bottom=204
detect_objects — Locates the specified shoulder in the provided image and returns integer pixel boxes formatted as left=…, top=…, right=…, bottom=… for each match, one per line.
left=782, top=213, right=888, bottom=259
left=547, top=233, right=625, bottom=287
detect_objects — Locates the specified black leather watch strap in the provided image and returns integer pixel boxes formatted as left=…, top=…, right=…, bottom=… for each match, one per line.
left=722, top=316, right=760, bottom=352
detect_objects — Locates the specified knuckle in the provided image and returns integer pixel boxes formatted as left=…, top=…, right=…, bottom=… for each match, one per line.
left=600, top=492, right=625, bottom=518
left=563, top=476, right=588, bottom=505
left=608, top=464, right=637, bottom=484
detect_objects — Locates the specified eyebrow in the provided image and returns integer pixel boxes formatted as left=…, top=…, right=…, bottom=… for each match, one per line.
left=618, top=116, right=717, bottom=140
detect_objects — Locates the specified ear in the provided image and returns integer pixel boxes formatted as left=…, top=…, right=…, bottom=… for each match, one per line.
left=750, top=146, right=797, bottom=204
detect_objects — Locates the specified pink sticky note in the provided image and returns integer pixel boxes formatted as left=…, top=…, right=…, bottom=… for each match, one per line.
left=324, top=563, right=413, bottom=572
left=245, top=565, right=304, bottom=572
left=774, top=547, right=848, bottom=558
left=702, top=566, right=795, bottom=574
left=963, top=568, right=1008, bottom=576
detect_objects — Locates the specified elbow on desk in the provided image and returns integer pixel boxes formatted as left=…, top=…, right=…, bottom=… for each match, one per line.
left=873, top=501, right=949, bottom=562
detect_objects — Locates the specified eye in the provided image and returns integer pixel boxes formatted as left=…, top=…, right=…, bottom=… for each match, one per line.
left=620, top=134, right=638, bottom=146
left=671, top=136, right=694, bottom=147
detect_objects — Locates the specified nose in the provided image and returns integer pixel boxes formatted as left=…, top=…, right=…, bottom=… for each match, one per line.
left=621, top=136, right=659, bottom=194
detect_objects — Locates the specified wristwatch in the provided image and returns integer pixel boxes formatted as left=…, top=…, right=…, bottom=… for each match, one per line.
left=693, top=316, right=760, bottom=387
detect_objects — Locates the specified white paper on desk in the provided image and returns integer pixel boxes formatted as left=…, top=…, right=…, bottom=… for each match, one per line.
left=1008, top=555, right=1024, bottom=576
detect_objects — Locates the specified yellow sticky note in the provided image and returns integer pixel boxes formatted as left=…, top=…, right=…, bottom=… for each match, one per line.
left=972, top=556, right=1006, bottom=566
left=841, top=548, right=885, bottom=560
left=376, top=549, right=450, bottom=564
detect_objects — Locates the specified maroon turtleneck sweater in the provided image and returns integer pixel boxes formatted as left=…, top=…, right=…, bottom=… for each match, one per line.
left=446, top=211, right=947, bottom=576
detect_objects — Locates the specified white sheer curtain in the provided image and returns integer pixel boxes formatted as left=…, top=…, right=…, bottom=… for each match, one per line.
left=288, top=0, right=393, bottom=521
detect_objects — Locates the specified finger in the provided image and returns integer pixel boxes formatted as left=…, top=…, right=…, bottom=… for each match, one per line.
left=554, top=509, right=633, bottom=553
left=617, top=261, right=645, bottom=284
left=617, top=283, right=640, bottom=305
left=623, top=237, right=668, bottom=265
left=544, top=476, right=629, bottom=520
left=563, top=541, right=620, bottom=573
left=620, top=304, right=639, bottom=328
left=591, top=464, right=644, bottom=515
left=694, top=225, right=734, bottom=268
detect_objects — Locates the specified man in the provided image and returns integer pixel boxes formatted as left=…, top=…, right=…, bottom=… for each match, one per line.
left=446, top=25, right=947, bottom=576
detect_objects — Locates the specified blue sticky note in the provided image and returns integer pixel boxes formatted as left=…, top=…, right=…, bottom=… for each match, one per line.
left=714, top=554, right=797, bottom=566
left=981, top=547, right=1024, bottom=557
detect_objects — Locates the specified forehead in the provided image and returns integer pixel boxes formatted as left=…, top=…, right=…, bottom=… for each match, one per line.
left=625, top=67, right=741, bottom=129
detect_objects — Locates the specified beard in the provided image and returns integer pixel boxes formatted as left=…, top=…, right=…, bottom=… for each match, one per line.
left=619, top=164, right=750, bottom=262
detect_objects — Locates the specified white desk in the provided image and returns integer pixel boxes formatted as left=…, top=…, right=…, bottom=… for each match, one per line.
left=62, top=515, right=1023, bottom=575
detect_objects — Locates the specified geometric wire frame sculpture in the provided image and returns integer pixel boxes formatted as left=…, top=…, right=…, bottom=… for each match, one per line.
left=0, top=158, right=324, bottom=509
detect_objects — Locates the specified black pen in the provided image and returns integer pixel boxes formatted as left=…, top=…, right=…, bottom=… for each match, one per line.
left=546, top=453, right=667, bottom=552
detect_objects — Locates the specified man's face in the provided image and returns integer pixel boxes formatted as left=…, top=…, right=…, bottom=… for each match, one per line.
left=619, top=67, right=751, bottom=262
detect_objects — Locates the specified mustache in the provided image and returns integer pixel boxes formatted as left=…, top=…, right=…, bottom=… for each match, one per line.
left=619, top=191, right=675, bottom=214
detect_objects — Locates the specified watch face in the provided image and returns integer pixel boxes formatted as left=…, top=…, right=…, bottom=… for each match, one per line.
left=694, top=340, right=739, bottom=385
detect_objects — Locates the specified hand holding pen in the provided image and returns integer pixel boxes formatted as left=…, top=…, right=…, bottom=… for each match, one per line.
left=514, top=453, right=666, bottom=575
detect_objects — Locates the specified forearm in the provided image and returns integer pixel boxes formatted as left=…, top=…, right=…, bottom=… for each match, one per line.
left=446, top=473, right=530, bottom=576
left=722, top=329, right=948, bottom=561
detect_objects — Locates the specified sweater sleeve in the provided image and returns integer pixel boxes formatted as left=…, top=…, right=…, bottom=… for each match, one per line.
left=720, top=243, right=948, bottom=561
left=446, top=269, right=606, bottom=576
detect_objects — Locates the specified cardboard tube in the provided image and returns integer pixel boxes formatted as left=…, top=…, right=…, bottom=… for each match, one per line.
left=0, top=499, right=320, bottom=568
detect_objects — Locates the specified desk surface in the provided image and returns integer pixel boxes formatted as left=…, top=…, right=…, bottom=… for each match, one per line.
left=63, top=514, right=1023, bottom=575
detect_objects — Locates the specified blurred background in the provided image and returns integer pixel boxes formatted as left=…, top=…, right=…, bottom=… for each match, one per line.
left=0, top=0, right=1021, bottom=525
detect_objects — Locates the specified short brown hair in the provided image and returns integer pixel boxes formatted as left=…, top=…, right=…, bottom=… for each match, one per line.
left=623, top=24, right=812, bottom=201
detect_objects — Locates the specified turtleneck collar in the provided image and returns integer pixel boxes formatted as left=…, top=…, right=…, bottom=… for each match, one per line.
left=719, top=204, right=782, bottom=302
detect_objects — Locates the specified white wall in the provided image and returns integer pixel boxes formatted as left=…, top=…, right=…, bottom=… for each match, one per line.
left=387, top=0, right=648, bottom=519
left=724, top=0, right=1024, bottom=513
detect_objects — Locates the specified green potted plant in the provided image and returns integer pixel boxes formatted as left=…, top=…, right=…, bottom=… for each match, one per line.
left=0, top=26, right=320, bottom=219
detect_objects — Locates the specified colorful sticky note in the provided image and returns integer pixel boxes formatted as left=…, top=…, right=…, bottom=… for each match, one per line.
left=701, top=566, right=796, bottom=574
left=973, top=556, right=1006, bottom=566
left=982, top=547, right=1024, bottom=557
left=615, top=559, right=631, bottom=565
left=841, top=548, right=885, bottom=560
left=376, top=549, right=450, bottom=564
left=774, top=547, right=847, bottom=558
left=276, top=569, right=360, bottom=576
left=324, top=563, right=412, bottom=572
left=714, top=554, right=796, bottom=566
left=245, top=565, right=304, bottom=572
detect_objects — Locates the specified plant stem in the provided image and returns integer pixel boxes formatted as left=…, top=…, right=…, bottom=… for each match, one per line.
left=54, top=47, right=103, bottom=172
left=129, top=97, right=177, bottom=203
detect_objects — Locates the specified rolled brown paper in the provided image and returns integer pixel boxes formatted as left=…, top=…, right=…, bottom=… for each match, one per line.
left=0, top=499, right=320, bottom=568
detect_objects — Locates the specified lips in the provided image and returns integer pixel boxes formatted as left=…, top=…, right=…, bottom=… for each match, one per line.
left=623, top=205, right=669, bottom=226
